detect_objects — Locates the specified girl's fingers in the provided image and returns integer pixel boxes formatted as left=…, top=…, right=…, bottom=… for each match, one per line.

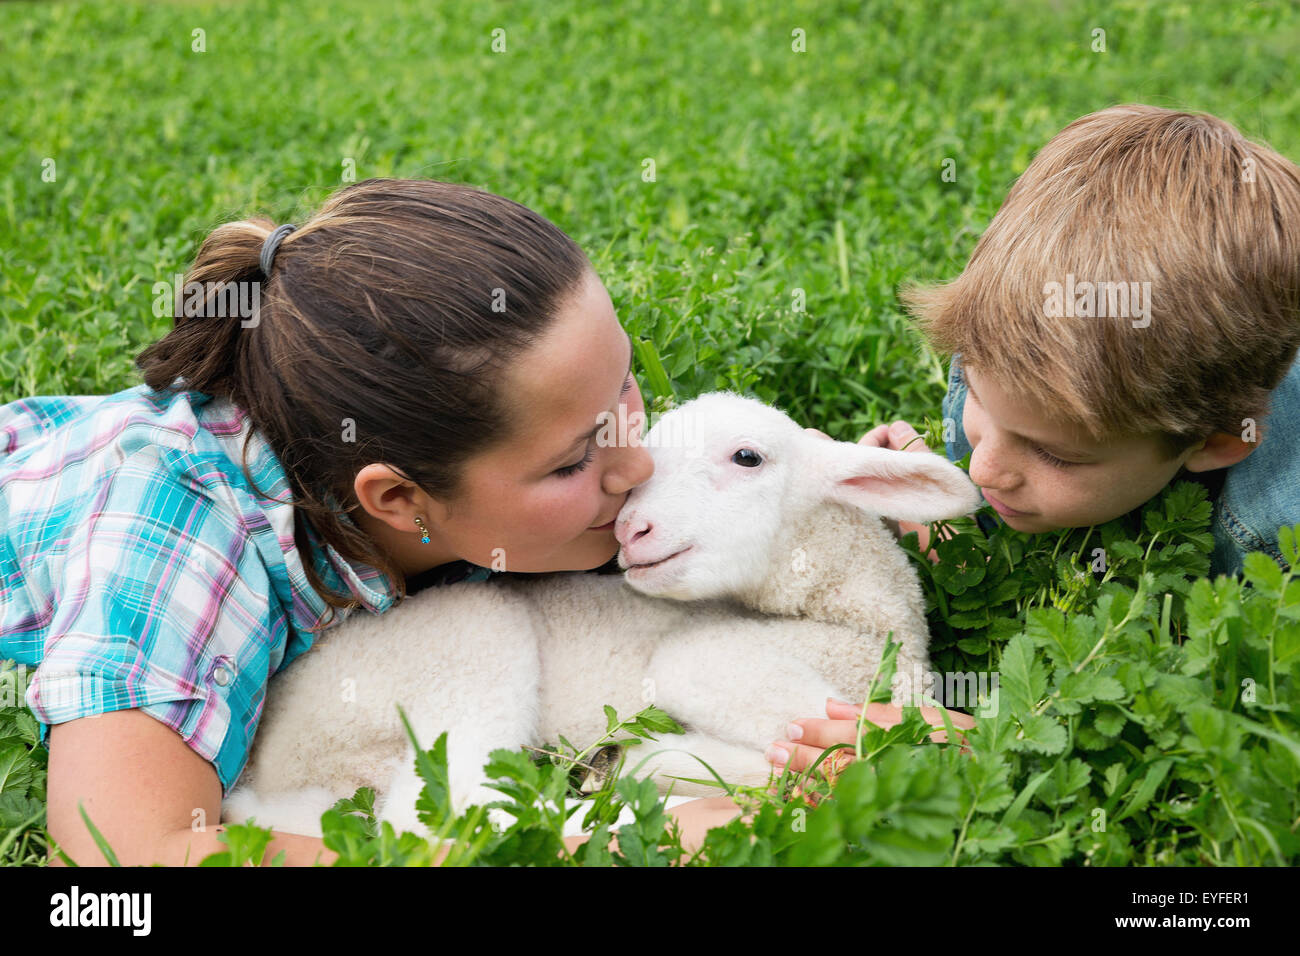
left=766, top=739, right=843, bottom=774
left=824, top=698, right=978, bottom=731
left=787, top=718, right=862, bottom=751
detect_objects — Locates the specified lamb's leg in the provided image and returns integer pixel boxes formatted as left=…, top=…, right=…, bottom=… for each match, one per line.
left=378, top=734, right=527, bottom=836
left=646, top=627, right=845, bottom=749
left=616, top=730, right=780, bottom=797
left=627, top=626, right=849, bottom=798
left=376, top=682, right=540, bottom=837
left=221, top=784, right=348, bottom=841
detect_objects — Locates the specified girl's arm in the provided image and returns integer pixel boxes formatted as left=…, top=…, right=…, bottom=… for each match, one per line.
left=45, top=710, right=734, bottom=866
left=46, top=710, right=339, bottom=867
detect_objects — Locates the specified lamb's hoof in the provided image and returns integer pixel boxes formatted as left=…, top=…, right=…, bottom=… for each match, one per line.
left=579, top=744, right=623, bottom=794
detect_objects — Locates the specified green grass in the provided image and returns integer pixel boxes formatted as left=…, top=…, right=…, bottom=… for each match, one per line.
left=2, top=0, right=1299, bottom=865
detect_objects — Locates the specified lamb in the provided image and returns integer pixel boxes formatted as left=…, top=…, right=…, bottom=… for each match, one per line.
left=221, top=390, right=982, bottom=840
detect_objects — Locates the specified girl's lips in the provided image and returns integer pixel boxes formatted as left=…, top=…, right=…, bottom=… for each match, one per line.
left=982, top=490, right=1028, bottom=516
left=589, top=519, right=616, bottom=531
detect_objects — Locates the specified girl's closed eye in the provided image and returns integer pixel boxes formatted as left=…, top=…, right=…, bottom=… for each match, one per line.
left=554, top=373, right=637, bottom=478
left=554, top=448, right=595, bottom=478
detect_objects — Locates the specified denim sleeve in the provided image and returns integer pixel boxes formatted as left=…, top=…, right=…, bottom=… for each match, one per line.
left=939, top=353, right=999, bottom=535
left=941, top=352, right=975, bottom=467
left=1207, top=354, right=1300, bottom=579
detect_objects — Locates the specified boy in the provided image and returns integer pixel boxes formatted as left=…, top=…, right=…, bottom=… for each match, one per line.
left=769, top=104, right=1300, bottom=775
left=888, top=103, right=1300, bottom=577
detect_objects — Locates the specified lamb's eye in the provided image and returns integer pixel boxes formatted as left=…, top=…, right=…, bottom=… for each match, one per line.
left=732, top=448, right=762, bottom=467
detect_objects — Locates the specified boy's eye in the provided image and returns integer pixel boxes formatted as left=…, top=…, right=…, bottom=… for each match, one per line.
left=1033, top=445, right=1073, bottom=468
left=621, top=374, right=635, bottom=394
left=554, top=448, right=595, bottom=478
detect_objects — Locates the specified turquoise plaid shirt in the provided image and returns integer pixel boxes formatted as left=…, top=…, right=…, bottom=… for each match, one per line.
left=0, top=382, right=492, bottom=796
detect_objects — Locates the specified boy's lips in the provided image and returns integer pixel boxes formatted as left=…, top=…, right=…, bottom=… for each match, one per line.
left=982, top=490, right=1028, bottom=516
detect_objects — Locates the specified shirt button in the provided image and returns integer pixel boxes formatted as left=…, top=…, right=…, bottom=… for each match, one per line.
left=213, top=665, right=232, bottom=686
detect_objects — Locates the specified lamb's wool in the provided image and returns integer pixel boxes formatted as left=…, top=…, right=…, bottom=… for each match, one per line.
left=221, top=391, right=981, bottom=839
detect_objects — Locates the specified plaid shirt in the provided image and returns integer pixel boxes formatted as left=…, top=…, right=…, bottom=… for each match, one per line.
left=0, top=382, right=492, bottom=796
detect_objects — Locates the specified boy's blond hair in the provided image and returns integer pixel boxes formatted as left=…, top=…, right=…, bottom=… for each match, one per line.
left=904, top=104, right=1300, bottom=457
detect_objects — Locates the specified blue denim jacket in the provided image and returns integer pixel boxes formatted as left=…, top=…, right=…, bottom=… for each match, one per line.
left=940, top=352, right=1300, bottom=578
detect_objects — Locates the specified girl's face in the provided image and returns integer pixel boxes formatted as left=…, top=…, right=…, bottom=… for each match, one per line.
left=413, top=269, right=655, bottom=573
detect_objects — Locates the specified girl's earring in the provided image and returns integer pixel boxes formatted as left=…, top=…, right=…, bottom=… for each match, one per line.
left=414, top=516, right=431, bottom=545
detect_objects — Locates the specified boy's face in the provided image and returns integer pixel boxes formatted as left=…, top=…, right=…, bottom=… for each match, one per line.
left=960, top=364, right=1206, bottom=531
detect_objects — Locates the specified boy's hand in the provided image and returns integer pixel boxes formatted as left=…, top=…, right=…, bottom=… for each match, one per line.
left=860, top=420, right=934, bottom=542
left=802, top=419, right=941, bottom=550
left=804, top=420, right=932, bottom=453
left=765, top=698, right=977, bottom=775
left=858, top=419, right=933, bottom=454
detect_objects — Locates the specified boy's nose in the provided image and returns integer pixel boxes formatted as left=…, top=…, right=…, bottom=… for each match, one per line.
left=967, top=441, right=1017, bottom=493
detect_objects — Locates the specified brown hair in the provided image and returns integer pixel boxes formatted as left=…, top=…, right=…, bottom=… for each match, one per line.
left=136, top=178, right=592, bottom=624
left=902, top=104, right=1300, bottom=458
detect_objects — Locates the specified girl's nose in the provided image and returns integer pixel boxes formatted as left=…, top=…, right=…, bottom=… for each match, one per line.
left=607, top=442, right=654, bottom=495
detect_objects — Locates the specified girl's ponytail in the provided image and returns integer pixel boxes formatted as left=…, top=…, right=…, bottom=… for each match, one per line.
left=138, top=217, right=281, bottom=405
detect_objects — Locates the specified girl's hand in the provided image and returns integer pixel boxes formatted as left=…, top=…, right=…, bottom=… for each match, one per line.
left=765, top=698, right=977, bottom=775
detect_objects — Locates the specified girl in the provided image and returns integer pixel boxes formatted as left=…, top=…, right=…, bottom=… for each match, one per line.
left=0, top=177, right=743, bottom=864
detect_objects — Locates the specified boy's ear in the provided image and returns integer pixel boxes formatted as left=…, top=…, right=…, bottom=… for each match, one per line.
left=1181, top=431, right=1258, bottom=473
left=813, top=439, right=984, bottom=524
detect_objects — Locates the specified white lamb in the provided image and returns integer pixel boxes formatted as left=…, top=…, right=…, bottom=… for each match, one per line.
left=221, top=391, right=981, bottom=840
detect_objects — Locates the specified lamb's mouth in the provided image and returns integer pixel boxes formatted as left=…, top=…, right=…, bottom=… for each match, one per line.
left=626, top=546, right=692, bottom=572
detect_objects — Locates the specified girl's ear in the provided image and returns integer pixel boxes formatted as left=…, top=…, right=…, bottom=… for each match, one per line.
left=812, top=439, right=983, bottom=524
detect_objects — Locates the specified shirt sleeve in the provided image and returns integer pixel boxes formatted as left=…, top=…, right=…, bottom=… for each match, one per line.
left=25, top=445, right=282, bottom=797
left=939, top=354, right=999, bottom=535
left=941, top=353, right=975, bottom=467
left=0, top=396, right=105, bottom=458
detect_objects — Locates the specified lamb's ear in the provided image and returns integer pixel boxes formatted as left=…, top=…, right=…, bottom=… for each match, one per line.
left=811, top=439, right=983, bottom=523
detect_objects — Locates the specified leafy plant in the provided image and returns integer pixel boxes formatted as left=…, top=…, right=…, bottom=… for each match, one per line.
left=4, top=0, right=1299, bottom=867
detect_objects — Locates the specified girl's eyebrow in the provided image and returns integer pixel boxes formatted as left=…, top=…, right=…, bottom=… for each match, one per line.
left=964, top=374, right=1095, bottom=458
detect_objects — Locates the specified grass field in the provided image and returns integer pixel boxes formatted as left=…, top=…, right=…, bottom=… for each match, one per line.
left=5, top=0, right=1298, bottom=429
left=2, top=0, right=1300, bottom=869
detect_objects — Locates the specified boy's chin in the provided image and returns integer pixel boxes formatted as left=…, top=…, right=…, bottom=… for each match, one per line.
left=1000, top=513, right=1085, bottom=535
left=996, top=511, right=1048, bottom=532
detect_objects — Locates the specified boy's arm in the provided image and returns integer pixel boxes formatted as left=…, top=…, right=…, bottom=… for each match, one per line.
left=892, top=517, right=941, bottom=563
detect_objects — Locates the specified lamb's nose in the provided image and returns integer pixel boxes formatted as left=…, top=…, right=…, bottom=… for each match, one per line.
left=615, top=514, right=653, bottom=548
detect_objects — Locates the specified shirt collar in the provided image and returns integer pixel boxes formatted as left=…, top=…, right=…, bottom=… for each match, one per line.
left=192, top=389, right=400, bottom=631
left=304, top=494, right=401, bottom=624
